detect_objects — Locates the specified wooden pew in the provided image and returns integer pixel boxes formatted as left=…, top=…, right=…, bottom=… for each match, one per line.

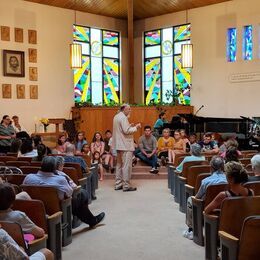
left=219, top=215, right=260, bottom=260
left=0, top=173, right=26, bottom=186
left=17, top=157, right=33, bottom=162
left=0, top=156, right=17, bottom=163
left=6, top=161, right=30, bottom=167
left=177, top=160, right=208, bottom=211
left=12, top=199, right=62, bottom=260
left=64, top=162, right=84, bottom=178
left=168, top=165, right=175, bottom=194
left=204, top=196, right=260, bottom=260
left=63, top=166, right=87, bottom=189
left=244, top=181, right=260, bottom=195
left=192, top=184, right=228, bottom=246
left=30, top=161, right=42, bottom=166
left=21, top=185, right=72, bottom=247
left=20, top=166, right=40, bottom=175
left=184, top=165, right=211, bottom=205
left=0, top=221, right=48, bottom=256
left=239, top=158, right=251, bottom=166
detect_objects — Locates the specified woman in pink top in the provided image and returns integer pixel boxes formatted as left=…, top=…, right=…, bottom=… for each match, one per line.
left=56, top=134, right=68, bottom=154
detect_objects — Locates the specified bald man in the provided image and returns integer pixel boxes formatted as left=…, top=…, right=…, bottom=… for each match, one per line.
left=112, top=104, right=141, bottom=191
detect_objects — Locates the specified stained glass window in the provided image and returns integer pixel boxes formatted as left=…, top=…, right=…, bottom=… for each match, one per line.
left=227, top=28, right=237, bottom=62
left=243, top=25, right=253, bottom=61
left=73, top=25, right=120, bottom=105
left=144, top=24, right=191, bottom=105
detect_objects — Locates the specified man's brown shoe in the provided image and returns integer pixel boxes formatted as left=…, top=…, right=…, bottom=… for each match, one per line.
left=123, top=187, right=137, bottom=192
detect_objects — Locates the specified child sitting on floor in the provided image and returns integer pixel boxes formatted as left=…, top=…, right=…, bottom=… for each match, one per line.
left=92, top=151, right=104, bottom=181
left=0, top=183, right=45, bottom=239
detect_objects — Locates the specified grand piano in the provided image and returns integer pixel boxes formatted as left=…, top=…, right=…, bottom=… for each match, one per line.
left=163, top=114, right=256, bottom=149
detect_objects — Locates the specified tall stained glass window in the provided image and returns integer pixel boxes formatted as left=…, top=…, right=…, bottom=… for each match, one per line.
left=227, top=28, right=237, bottom=62
left=243, top=25, right=253, bottom=61
left=144, top=24, right=191, bottom=105
left=73, top=25, right=120, bottom=105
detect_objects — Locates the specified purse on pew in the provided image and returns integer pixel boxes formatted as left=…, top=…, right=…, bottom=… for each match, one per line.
left=0, top=221, right=48, bottom=256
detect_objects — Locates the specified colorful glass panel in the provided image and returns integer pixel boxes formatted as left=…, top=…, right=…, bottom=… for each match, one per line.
left=145, top=58, right=161, bottom=105
left=103, top=58, right=119, bottom=104
left=174, top=24, right=191, bottom=41
left=103, top=31, right=119, bottom=46
left=227, top=28, right=237, bottom=62
left=174, top=55, right=191, bottom=105
left=243, top=25, right=253, bottom=61
left=74, top=55, right=91, bottom=103
left=73, top=25, right=90, bottom=42
left=145, top=30, right=161, bottom=45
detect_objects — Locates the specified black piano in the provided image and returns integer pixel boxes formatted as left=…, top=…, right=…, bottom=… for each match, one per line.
left=162, top=114, right=256, bottom=149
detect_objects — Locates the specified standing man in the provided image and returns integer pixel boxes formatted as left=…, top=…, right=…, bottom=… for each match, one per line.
left=112, top=104, right=141, bottom=191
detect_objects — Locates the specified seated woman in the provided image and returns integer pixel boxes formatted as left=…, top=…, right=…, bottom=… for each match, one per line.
left=224, top=146, right=240, bottom=163
left=219, top=138, right=241, bottom=158
left=81, top=143, right=91, bottom=156
left=18, top=138, right=38, bottom=158
left=176, top=143, right=205, bottom=173
left=74, top=131, right=88, bottom=155
left=204, top=161, right=254, bottom=214
left=0, top=183, right=45, bottom=238
left=54, top=133, right=68, bottom=154
left=157, top=128, right=175, bottom=165
left=153, top=112, right=168, bottom=138
left=172, top=129, right=186, bottom=163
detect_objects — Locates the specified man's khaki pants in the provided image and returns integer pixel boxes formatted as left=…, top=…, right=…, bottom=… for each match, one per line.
left=115, top=150, right=133, bottom=189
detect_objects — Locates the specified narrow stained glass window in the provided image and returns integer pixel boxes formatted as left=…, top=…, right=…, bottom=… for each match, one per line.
left=73, top=25, right=120, bottom=105
left=227, top=28, right=237, bottom=62
left=243, top=25, right=253, bottom=61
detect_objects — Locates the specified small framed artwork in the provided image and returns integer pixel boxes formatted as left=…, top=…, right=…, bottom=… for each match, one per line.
left=28, top=29, right=37, bottom=44
left=28, top=48, right=37, bottom=63
left=2, top=84, right=12, bottom=99
left=15, top=28, right=23, bottom=43
left=16, top=84, right=25, bottom=99
left=29, top=67, right=38, bottom=81
left=30, top=85, right=38, bottom=99
left=1, top=26, right=10, bottom=41
left=3, top=50, right=25, bottom=77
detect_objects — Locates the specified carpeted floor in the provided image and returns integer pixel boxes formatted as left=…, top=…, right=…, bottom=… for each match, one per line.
left=63, top=180, right=204, bottom=260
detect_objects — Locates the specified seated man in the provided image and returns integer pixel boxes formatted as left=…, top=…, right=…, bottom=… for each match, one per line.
left=0, top=225, right=53, bottom=260
left=249, top=154, right=260, bottom=181
left=23, top=156, right=105, bottom=228
left=176, top=143, right=206, bottom=173
left=183, top=156, right=227, bottom=240
left=198, top=133, right=219, bottom=155
left=134, top=125, right=158, bottom=174
left=64, top=143, right=88, bottom=172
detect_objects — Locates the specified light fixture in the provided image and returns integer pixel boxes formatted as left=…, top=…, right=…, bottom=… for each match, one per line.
left=70, top=3, right=82, bottom=69
left=181, top=44, right=193, bottom=68
left=181, top=9, right=193, bottom=68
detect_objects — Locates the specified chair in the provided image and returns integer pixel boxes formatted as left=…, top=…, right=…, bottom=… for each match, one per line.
left=184, top=165, right=211, bottom=205
left=64, top=162, right=84, bottom=178
left=204, top=196, right=260, bottom=260
left=245, top=164, right=252, bottom=172
left=174, top=154, right=188, bottom=167
left=0, top=161, right=5, bottom=166
left=0, top=221, right=48, bottom=256
left=30, top=161, right=42, bottom=166
left=0, top=173, right=26, bottom=186
left=12, top=199, right=62, bottom=260
left=63, top=167, right=87, bottom=189
left=177, top=160, right=208, bottom=211
left=0, top=166, right=23, bottom=175
left=6, top=152, right=18, bottom=157
left=239, top=158, right=251, bottom=166
left=219, top=215, right=260, bottom=260
left=20, top=166, right=40, bottom=175
left=240, top=150, right=258, bottom=157
left=91, top=162, right=99, bottom=190
left=192, top=184, right=228, bottom=246
left=21, top=185, right=72, bottom=247
left=6, top=161, right=30, bottom=167
left=17, top=157, right=33, bottom=162
left=0, top=156, right=17, bottom=163
left=86, top=166, right=96, bottom=204
left=244, top=181, right=260, bottom=195
left=168, top=165, right=175, bottom=194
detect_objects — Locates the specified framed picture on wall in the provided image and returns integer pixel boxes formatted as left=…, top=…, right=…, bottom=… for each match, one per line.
left=2, top=84, right=12, bottom=98
left=1, top=26, right=10, bottom=41
left=28, top=29, right=37, bottom=44
left=16, top=84, right=25, bottom=99
left=28, top=48, right=37, bottom=63
left=29, top=67, right=38, bottom=81
left=15, top=28, right=23, bottom=43
left=30, top=85, right=38, bottom=99
left=3, top=50, right=25, bottom=77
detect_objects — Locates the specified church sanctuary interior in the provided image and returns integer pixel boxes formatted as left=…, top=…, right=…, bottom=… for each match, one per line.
left=1, top=0, right=260, bottom=259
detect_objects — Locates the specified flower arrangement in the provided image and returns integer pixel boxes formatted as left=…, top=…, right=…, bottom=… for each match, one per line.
left=39, top=118, right=49, bottom=132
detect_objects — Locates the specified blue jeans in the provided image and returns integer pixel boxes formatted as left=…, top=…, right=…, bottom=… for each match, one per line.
left=134, top=148, right=158, bottom=168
